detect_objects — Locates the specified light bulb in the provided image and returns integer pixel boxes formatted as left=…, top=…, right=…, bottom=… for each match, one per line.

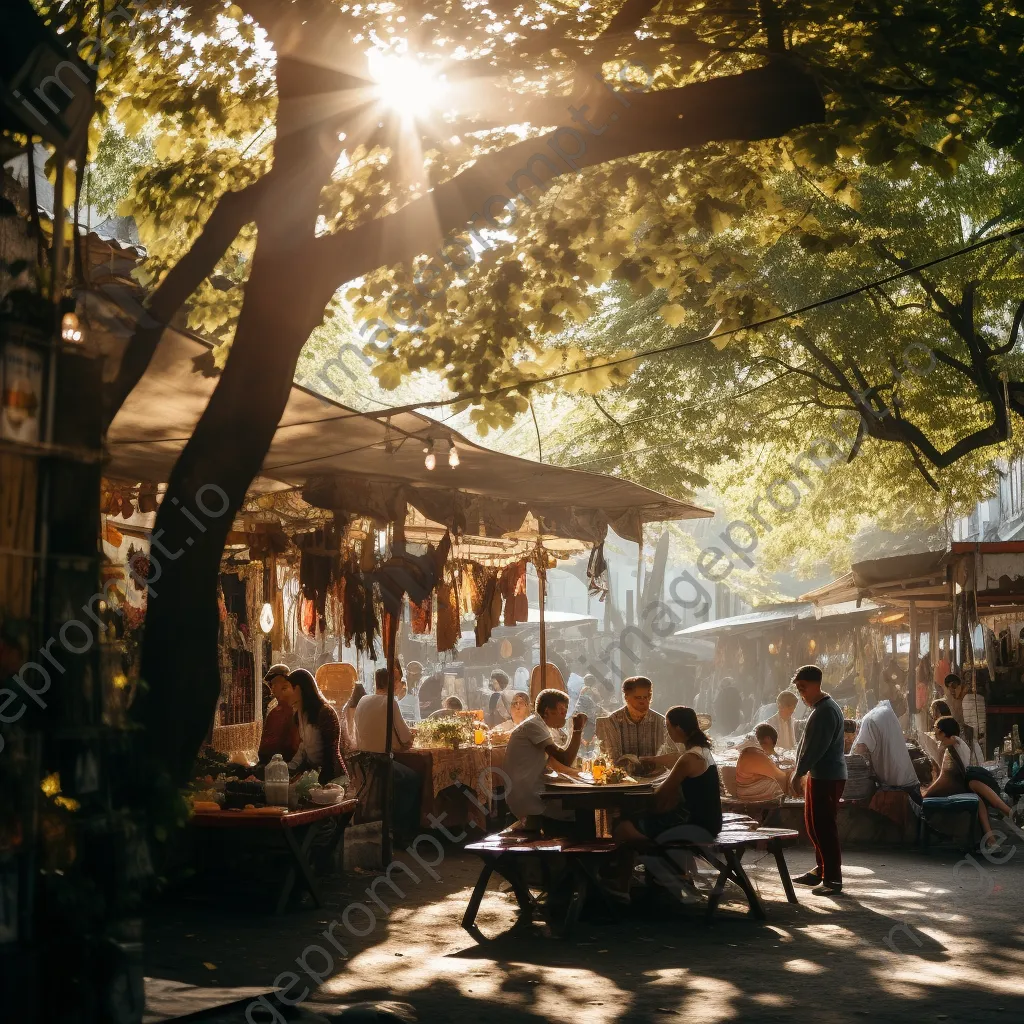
left=61, top=311, right=83, bottom=343
left=424, top=451, right=437, bottom=471
left=448, top=445, right=460, bottom=468
left=259, top=602, right=275, bottom=634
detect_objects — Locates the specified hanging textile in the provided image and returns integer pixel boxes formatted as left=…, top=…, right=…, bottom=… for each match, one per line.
left=500, top=559, right=528, bottom=626
left=587, top=542, right=610, bottom=601
left=437, top=576, right=460, bottom=652
left=411, top=595, right=432, bottom=634
left=297, top=525, right=344, bottom=635
left=342, top=572, right=380, bottom=658
left=475, top=572, right=502, bottom=647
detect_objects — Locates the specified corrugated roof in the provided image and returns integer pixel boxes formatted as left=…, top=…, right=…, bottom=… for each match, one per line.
left=674, top=600, right=879, bottom=638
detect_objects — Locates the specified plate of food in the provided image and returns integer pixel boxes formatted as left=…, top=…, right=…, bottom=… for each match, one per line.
left=547, top=770, right=649, bottom=788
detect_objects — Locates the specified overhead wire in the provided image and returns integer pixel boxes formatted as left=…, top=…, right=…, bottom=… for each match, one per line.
left=108, top=224, right=1024, bottom=452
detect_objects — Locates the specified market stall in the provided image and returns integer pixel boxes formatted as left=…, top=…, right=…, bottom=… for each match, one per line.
left=101, top=324, right=713, bottom=859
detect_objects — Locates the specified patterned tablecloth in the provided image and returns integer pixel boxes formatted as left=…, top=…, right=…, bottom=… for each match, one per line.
left=396, top=745, right=507, bottom=828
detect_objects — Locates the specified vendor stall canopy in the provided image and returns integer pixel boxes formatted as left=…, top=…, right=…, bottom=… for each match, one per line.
left=107, top=327, right=711, bottom=543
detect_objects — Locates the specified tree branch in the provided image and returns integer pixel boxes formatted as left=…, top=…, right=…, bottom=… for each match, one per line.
left=102, top=174, right=273, bottom=429
left=311, top=59, right=825, bottom=300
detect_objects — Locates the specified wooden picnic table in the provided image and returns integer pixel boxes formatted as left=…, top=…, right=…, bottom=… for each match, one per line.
left=191, top=799, right=357, bottom=913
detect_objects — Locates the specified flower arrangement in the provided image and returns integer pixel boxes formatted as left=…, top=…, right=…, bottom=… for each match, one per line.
left=414, top=715, right=476, bottom=749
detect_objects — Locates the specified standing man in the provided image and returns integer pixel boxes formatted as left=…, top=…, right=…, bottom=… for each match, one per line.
left=595, top=676, right=668, bottom=761
left=791, top=665, right=847, bottom=896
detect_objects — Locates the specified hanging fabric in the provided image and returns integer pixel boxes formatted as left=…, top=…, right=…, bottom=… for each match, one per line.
left=436, top=574, right=460, bottom=652
left=587, top=542, right=610, bottom=601
left=500, top=559, right=528, bottom=626
left=475, top=571, right=502, bottom=647
left=410, top=595, right=432, bottom=634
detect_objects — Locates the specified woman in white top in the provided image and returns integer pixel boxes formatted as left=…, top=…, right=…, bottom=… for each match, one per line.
left=490, top=691, right=531, bottom=736
left=924, top=716, right=1012, bottom=850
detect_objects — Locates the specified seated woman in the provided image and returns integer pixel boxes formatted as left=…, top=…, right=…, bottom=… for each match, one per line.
left=428, top=695, right=465, bottom=719
left=924, top=716, right=1012, bottom=850
left=733, top=723, right=794, bottom=801
left=615, top=706, right=723, bottom=844
left=490, top=691, right=531, bottom=735
left=278, top=669, right=347, bottom=783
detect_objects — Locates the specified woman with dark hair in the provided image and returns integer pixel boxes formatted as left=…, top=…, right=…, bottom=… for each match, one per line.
left=924, top=716, right=1013, bottom=849
left=487, top=669, right=513, bottom=727
left=279, top=669, right=347, bottom=782
left=615, top=706, right=723, bottom=844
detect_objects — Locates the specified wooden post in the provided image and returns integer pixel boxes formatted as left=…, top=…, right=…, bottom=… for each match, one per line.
left=908, top=601, right=919, bottom=728
left=381, top=608, right=398, bottom=865
left=538, top=554, right=547, bottom=691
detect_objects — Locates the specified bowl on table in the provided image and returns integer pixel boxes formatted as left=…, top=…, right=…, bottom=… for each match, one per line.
left=309, top=784, right=346, bottom=805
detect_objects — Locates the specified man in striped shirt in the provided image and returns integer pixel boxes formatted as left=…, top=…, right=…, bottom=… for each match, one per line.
left=596, top=676, right=668, bottom=761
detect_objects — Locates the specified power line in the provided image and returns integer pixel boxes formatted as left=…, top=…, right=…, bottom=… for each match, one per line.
left=258, top=222, right=1024, bottom=428
left=111, top=224, right=1024, bottom=445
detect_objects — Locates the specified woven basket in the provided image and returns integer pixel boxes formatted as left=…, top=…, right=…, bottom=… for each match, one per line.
left=211, top=721, right=261, bottom=764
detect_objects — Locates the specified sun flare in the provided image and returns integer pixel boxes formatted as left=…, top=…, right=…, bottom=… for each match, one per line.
left=369, top=52, right=447, bottom=119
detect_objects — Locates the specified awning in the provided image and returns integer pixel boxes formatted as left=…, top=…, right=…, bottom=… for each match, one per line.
left=106, top=326, right=711, bottom=544
left=801, top=549, right=950, bottom=611
left=674, top=600, right=880, bottom=638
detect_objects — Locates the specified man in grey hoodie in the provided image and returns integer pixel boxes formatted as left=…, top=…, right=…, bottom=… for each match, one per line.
left=791, top=665, right=848, bottom=895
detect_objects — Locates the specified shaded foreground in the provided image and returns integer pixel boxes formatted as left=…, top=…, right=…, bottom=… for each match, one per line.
left=144, top=843, right=1024, bottom=1022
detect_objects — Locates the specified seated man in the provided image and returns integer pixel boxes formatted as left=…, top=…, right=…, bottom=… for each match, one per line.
left=852, top=699, right=920, bottom=793
left=354, top=664, right=421, bottom=842
left=596, top=675, right=668, bottom=763
left=766, top=690, right=800, bottom=751
left=505, top=689, right=585, bottom=829
left=258, top=664, right=300, bottom=765
left=428, top=695, right=465, bottom=719
left=733, top=723, right=794, bottom=801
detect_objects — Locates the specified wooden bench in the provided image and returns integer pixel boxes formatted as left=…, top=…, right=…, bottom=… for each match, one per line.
left=655, top=823, right=800, bottom=922
left=461, top=831, right=621, bottom=940
left=462, top=813, right=800, bottom=937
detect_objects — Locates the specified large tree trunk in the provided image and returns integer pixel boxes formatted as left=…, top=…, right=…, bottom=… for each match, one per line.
left=133, top=248, right=327, bottom=786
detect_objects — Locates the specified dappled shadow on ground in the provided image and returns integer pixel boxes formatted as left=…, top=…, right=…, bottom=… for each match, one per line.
left=146, top=845, right=1024, bottom=1023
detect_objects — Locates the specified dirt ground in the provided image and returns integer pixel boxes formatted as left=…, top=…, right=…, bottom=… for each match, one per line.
left=143, top=835, right=1024, bottom=1023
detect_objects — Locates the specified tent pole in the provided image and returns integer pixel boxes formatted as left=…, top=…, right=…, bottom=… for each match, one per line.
left=539, top=553, right=547, bottom=691
left=381, top=609, right=398, bottom=865
left=908, top=601, right=919, bottom=734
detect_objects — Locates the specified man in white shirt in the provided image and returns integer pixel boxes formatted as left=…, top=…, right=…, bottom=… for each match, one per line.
left=765, top=690, right=800, bottom=751
left=505, top=689, right=585, bottom=828
left=852, top=700, right=920, bottom=789
left=355, top=664, right=414, bottom=753
left=354, top=665, right=420, bottom=842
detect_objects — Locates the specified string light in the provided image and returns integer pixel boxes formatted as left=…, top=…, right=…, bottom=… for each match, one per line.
left=423, top=440, right=436, bottom=470
left=61, top=311, right=83, bottom=342
left=448, top=441, right=460, bottom=468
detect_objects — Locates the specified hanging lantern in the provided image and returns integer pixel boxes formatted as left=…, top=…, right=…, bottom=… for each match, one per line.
left=259, top=602, right=275, bottom=634
left=423, top=440, right=436, bottom=470
left=60, top=311, right=83, bottom=343
left=447, top=440, right=460, bottom=468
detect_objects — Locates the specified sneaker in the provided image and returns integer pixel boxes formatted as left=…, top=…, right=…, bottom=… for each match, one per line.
left=811, top=881, right=843, bottom=896
left=792, top=871, right=822, bottom=886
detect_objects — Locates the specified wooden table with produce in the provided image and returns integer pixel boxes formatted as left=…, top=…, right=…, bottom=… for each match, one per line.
left=397, top=743, right=507, bottom=830
left=190, top=797, right=357, bottom=914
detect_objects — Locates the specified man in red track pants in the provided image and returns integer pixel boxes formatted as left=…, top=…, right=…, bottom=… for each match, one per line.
left=791, top=665, right=848, bottom=895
